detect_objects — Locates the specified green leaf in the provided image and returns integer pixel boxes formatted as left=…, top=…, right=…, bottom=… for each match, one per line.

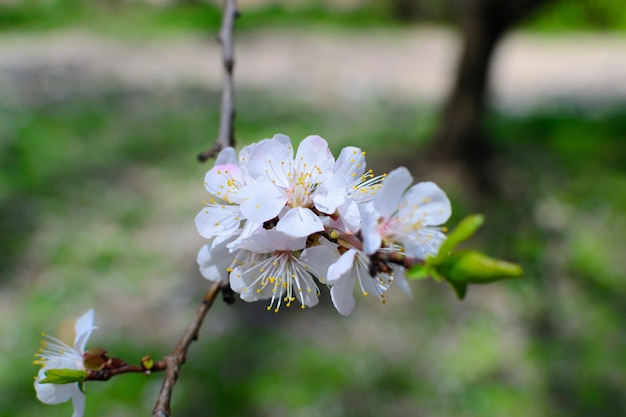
left=406, top=263, right=431, bottom=280
left=39, top=369, right=87, bottom=384
left=435, top=214, right=484, bottom=262
left=437, top=250, right=523, bottom=285
left=446, top=279, right=467, bottom=300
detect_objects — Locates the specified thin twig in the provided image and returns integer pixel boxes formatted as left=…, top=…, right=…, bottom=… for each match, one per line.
left=152, top=281, right=222, bottom=417
left=198, top=0, right=239, bottom=162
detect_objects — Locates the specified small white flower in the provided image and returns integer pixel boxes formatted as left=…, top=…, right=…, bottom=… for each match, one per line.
left=237, top=134, right=344, bottom=238
left=327, top=248, right=392, bottom=315
left=361, top=167, right=451, bottom=260
left=228, top=229, right=338, bottom=311
left=34, top=309, right=97, bottom=417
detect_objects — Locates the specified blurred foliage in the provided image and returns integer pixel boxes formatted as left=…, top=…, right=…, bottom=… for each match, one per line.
left=1, top=65, right=625, bottom=416
left=1, top=0, right=626, bottom=33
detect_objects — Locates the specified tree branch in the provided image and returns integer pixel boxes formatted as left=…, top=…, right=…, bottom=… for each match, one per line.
left=198, top=0, right=239, bottom=162
left=152, top=281, right=223, bottom=417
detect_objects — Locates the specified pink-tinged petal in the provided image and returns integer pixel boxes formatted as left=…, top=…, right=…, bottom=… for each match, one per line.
left=313, top=175, right=346, bottom=214
left=239, top=184, right=286, bottom=224
left=215, top=147, right=238, bottom=166
left=35, top=368, right=75, bottom=404
left=275, top=207, right=324, bottom=238
left=71, top=390, right=86, bottom=417
left=402, top=181, right=451, bottom=226
left=294, top=135, right=335, bottom=181
left=327, top=248, right=357, bottom=284
left=73, top=310, right=95, bottom=352
left=195, top=205, right=241, bottom=240
left=246, top=139, right=292, bottom=183
left=335, top=146, right=366, bottom=184
left=374, top=167, right=412, bottom=218
left=360, top=203, right=382, bottom=255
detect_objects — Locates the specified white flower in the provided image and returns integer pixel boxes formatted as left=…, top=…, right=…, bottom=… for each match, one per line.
left=34, top=309, right=97, bottom=417
left=237, top=134, right=345, bottom=238
left=228, top=229, right=338, bottom=311
left=327, top=248, right=392, bottom=315
left=361, top=167, right=451, bottom=259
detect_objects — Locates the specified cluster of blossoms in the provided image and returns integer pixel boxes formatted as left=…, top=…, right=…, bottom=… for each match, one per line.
left=196, top=134, right=451, bottom=315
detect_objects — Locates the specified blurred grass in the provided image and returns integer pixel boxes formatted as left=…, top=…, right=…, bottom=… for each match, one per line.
left=1, top=71, right=625, bottom=417
left=2, top=0, right=626, bottom=35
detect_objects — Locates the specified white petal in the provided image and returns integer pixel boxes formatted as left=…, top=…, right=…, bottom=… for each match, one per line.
left=71, top=390, right=86, bottom=417
left=360, top=203, right=382, bottom=255
left=275, top=207, right=324, bottom=238
left=203, top=164, right=243, bottom=198
left=391, top=266, right=412, bottom=298
left=294, top=135, right=335, bottom=182
left=312, top=174, right=346, bottom=214
left=335, top=146, right=366, bottom=185
left=197, top=243, right=234, bottom=282
left=327, top=249, right=357, bottom=284
left=336, top=200, right=362, bottom=233
left=239, top=184, right=286, bottom=224
left=237, top=228, right=306, bottom=253
left=74, top=310, right=95, bottom=352
left=402, top=181, right=451, bottom=226
left=330, top=276, right=356, bottom=316
left=35, top=368, right=76, bottom=404
left=194, top=205, right=241, bottom=240
left=215, top=147, right=238, bottom=166
left=300, top=243, right=340, bottom=285
left=246, top=139, right=292, bottom=183
left=271, top=133, right=292, bottom=149
left=403, top=228, right=448, bottom=259
left=374, top=167, right=412, bottom=218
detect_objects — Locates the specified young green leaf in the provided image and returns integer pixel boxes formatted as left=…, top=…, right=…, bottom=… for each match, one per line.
left=39, top=369, right=87, bottom=385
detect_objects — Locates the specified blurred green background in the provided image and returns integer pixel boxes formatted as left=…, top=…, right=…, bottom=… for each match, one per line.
left=1, top=1, right=625, bottom=417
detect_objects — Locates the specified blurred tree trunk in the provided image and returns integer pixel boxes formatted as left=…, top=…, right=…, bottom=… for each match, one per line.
left=430, top=0, right=552, bottom=186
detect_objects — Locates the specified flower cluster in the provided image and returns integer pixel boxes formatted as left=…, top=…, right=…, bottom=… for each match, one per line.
left=195, top=134, right=451, bottom=315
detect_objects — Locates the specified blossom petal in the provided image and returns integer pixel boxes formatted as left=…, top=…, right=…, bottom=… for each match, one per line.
left=246, top=139, right=292, bottom=183
left=403, top=228, right=448, bottom=259
left=276, top=207, right=324, bottom=238
left=197, top=242, right=234, bottom=282
left=35, top=368, right=76, bottom=404
left=73, top=309, right=95, bottom=352
left=330, top=272, right=356, bottom=316
left=239, top=184, right=287, bottom=224
left=237, top=228, right=307, bottom=253
left=294, top=135, right=335, bottom=182
left=391, top=266, right=412, bottom=298
left=374, top=167, right=412, bottom=218
left=335, top=146, right=366, bottom=184
left=195, top=204, right=242, bottom=240
left=360, top=203, right=382, bottom=255
left=300, top=243, right=340, bottom=285
left=203, top=164, right=243, bottom=200
left=71, top=389, right=86, bottom=417
left=327, top=248, right=357, bottom=284
left=215, top=146, right=238, bottom=166
left=402, top=181, right=451, bottom=226
left=313, top=174, right=346, bottom=214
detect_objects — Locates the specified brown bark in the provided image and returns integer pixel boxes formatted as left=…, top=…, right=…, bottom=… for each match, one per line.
left=430, top=0, right=552, bottom=187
